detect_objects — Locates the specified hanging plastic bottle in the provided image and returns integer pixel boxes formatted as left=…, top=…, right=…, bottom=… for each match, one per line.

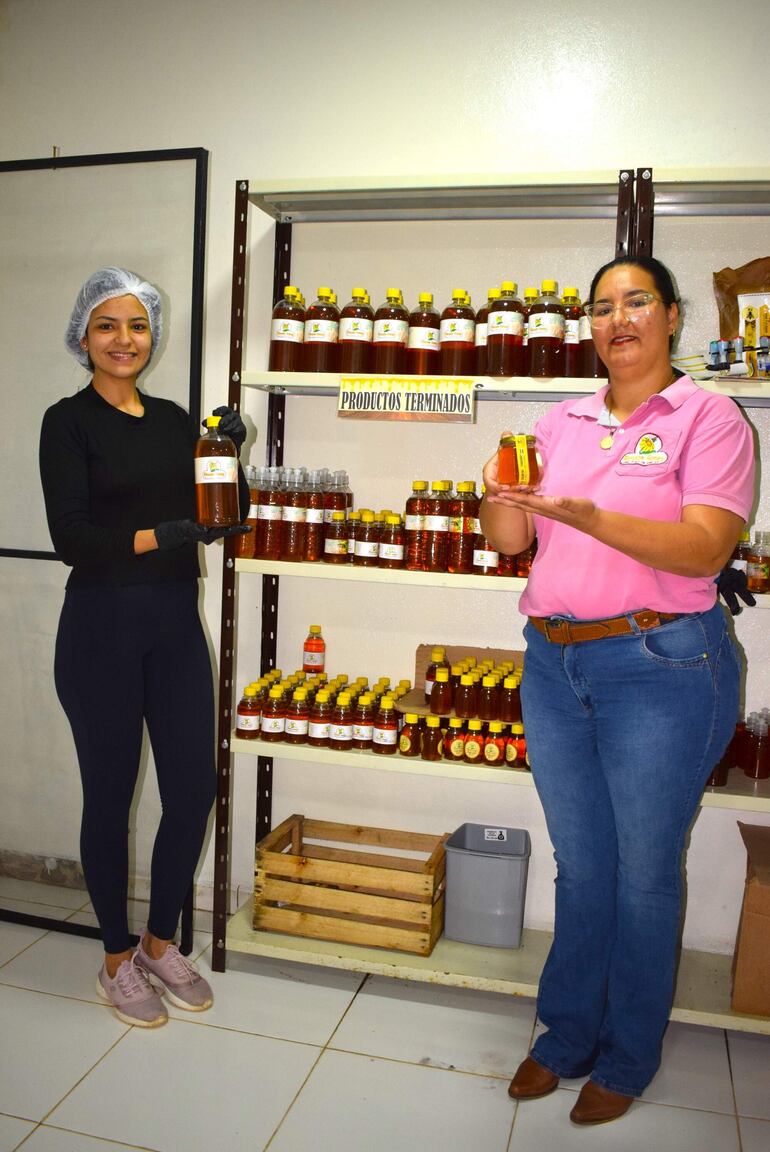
left=194, top=416, right=239, bottom=527
left=339, top=287, right=374, bottom=373
left=423, top=480, right=451, bottom=573
left=561, top=287, right=584, bottom=378
left=372, top=289, right=409, bottom=374
left=486, top=281, right=525, bottom=377
left=439, top=289, right=476, bottom=376
left=279, top=468, right=307, bottom=561
left=528, top=280, right=566, bottom=378
left=302, top=625, right=326, bottom=672
left=474, top=288, right=500, bottom=376
left=406, top=293, right=441, bottom=375
left=269, top=286, right=305, bottom=372
left=303, top=287, right=339, bottom=372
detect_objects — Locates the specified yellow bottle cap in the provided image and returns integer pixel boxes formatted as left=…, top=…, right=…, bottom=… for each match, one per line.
left=450, top=664, right=462, bottom=675
left=503, top=676, right=517, bottom=688
left=205, top=415, right=222, bottom=428
left=488, top=287, right=501, bottom=300
left=460, top=674, right=473, bottom=686
left=317, top=286, right=333, bottom=298
left=449, top=717, right=464, bottom=728
left=482, top=675, right=496, bottom=687
left=541, top=279, right=558, bottom=294
left=348, top=510, right=361, bottom=521
left=435, top=669, right=450, bottom=682
left=500, top=280, right=518, bottom=294
left=489, top=721, right=503, bottom=733
left=285, top=286, right=300, bottom=297
left=431, top=647, right=445, bottom=658
left=336, top=692, right=351, bottom=706
left=293, top=689, right=307, bottom=700
left=315, top=690, right=330, bottom=703
left=418, top=292, right=433, bottom=304
left=331, top=510, right=346, bottom=521
left=386, top=513, right=401, bottom=525
left=309, top=625, right=321, bottom=634
left=361, top=510, right=375, bottom=523
left=412, top=480, right=428, bottom=491
left=243, top=686, right=257, bottom=697
left=386, top=287, right=402, bottom=298
left=452, top=289, right=467, bottom=300
left=524, top=287, right=538, bottom=301
left=351, top=287, right=367, bottom=298
left=457, top=481, right=476, bottom=493
left=269, top=687, right=282, bottom=699
left=404, top=713, right=419, bottom=724
left=468, top=719, right=483, bottom=731
left=511, top=722, right=525, bottom=734
left=380, top=696, right=394, bottom=708
left=426, top=715, right=441, bottom=727
left=563, top=286, right=579, bottom=297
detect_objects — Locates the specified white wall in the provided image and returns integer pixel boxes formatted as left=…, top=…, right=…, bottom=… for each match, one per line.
left=1, top=0, right=769, bottom=952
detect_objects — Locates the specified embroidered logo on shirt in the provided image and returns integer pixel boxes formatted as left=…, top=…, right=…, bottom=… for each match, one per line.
left=619, top=433, right=668, bottom=466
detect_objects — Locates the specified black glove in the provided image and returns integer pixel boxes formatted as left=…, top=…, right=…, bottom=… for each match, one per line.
left=716, top=564, right=756, bottom=616
left=155, top=519, right=250, bottom=551
left=208, top=406, right=247, bottom=452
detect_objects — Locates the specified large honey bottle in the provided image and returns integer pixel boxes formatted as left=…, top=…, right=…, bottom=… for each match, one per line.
left=447, top=480, right=480, bottom=575
left=404, top=479, right=429, bottom=571
left=439, top=289, right=476, bottom=376
left=303, top=287, right=339, bottom=372
left=255, top=466, right=283, bottom=560
left=269, top=286, right=305, bottom=372
left=406, top=293, right=441, bottom=375
left=423, top=480, right=450, bottom=572
left=474, top=288, right=500, bottom=375
left=486, top=281, right=525, bottom=377
left=561, top=287, right=583, bottom=378
left=280, top=468, right=307, bottom=561
left=194, top=416, right=239, bottom=527
left=521, top=287, right=538, bottom=376
left=528, top=280, right=565, bottom=378
left=372, top=289, right=409, bottom=374
left=339, top=287, right=374, bottom=373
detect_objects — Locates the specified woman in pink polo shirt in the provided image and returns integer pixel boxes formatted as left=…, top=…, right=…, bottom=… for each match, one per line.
left=481, top=255, right=755, bottom=1125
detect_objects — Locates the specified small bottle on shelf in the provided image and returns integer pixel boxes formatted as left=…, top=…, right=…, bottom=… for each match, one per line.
left=302, top=625, right=326, bottom=673
left=406, top=293, right=441, bottom=375
left=284, top=689, right=310, bottom=744
left=486, top=281, right=525, bottom=377
left=499, top=675, right=522, bottom=723
left=372, top=288, right=409, bottom=374
left=339, top=287, right=374, bottom=373
left=746, top=531, right=770, bottom=594
left=354, top=510, right=380, bottom=566
left=580, top=309, right=607, bottom=378
left=561, top=287, right=584, bottom=378
left=421, top=715, right=443, bottom=761
left=372, top=695, right=399, bottom=755
left=483, top=721, right=506, bottom=765
left=463, top=719, right=485, bottom=764
left=507, top=722, right=528, bottom=769
left=307, top=690, right=333, bottom=748
left=521, top=287, right=538, bottom=376
left=323, top=510, right=349, bottom=563
left=424, top=646, right=449, bottom=704
left=235, top=685, right=261, bottom=740
left=398, top=713, right=422, bottom=757
left=329, top=692, right=354, bottom=750
left=443, top=717, right=466, bottom=761
left=454, top=674, right=476, bottom=718
left=260, top=686, right=286, bottom=743
left=269, top=286, right=305, bottom=372
left=378, top=513, right=405, bottom=568
left=430, top=669, right=453, bottom=716
left=477, top=675, right=499, bottom=721
left=352, top=693, right=375, bottom=750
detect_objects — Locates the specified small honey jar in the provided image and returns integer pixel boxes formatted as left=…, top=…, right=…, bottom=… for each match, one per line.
left=498, top=434, right=540, bottom=487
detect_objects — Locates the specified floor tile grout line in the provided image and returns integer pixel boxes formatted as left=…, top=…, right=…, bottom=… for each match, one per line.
left=13, top=1118, right=163, bottom=1152
left=725, top=1029, right=745, bottom=1152
left=0, top=930, right=56, bottom=972
left=261, top=1045, right=328, bottom=1152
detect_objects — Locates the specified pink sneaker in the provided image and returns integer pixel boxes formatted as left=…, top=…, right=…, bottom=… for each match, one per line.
left=135, top=938, right=213, bottom=1012
left=97, top=955, right=168, bottom=1028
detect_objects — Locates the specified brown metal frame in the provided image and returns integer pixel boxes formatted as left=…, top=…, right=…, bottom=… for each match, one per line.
left=632, top=167, right=654, bottom=256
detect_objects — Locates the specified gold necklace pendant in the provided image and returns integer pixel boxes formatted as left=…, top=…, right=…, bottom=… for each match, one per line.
left=599, top=432, right=615, bottom=450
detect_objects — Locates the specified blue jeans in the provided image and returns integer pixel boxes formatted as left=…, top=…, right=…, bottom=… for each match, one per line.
left=521, top=603, right=739, bottom=1097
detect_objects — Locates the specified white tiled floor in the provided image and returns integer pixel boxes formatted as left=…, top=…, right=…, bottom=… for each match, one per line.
left=1, top=879, right=769, bottom=1152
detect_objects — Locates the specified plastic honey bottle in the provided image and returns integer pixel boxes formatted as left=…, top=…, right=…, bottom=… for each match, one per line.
left=404, top=480, right=429, bottom=571
left=260, top=686, right=286, bottom=743
left=378, top=513, right=405, bottom=568
left=528, top=281, right=566, bottom=378
left=236, top=685, right=261, bottom=740
left=423, top=480, right=451, bottom=573
left=421, top=715, right=443, bottom=761
left=255, top=466, right=284, bottom=561
left=303, top=287, right=339, bottom=372
left=329, top=692, right=354, bottom=750
left=472, top=525, right=500, bottom=576
left=235, top=465, right=259, bottom=560
left=284, top=688, right=310, bottom=744
left=424, top=647, right=449, bottom=704
left=406, top=293, right=441, bottom=375
left=302, top=469, right=325, bottom=562
left=447, top=481, right=480, bottom=575
left=339, top=287, right=374, bottom=373
left=194, top=416, right=239, bottom=527
left=352, top=693, right=375, bottom=750
left=439, top=289, right=476, bottom=376
left=372, top=289, right=409, bottom=374
left=269, top=286, right=304, bottom=372
left=486, top=281, right=525, bottom=377
left=561, top=287, right=584, bottom=378
left=354, top=510, right=380, bottom=566
left=302, top=625, right=326, bottom=673
left=323, top=510, right=348, bottom=563
left=307, top=690, right=332, bottom=748
left=280, top=468, right=307, bottom=561
left=430, top=669, right=453, bottom=716
left=474, top=288, right=500, bottom=375
left=372, top=695, right=399, bottom=755
left=464, top=719, right=485, bottom=764
left=483, top=721, right=506, bottom=765
left=521, top=287, right=538, bottom=376
left=399, top=713, right=422, bottom=757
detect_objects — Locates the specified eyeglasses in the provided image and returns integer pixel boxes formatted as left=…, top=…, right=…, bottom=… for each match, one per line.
left=584, top=292, right=662, bottom=326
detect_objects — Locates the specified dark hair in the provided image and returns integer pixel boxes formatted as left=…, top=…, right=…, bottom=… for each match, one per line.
left=588, top=255, right=679, bottom=307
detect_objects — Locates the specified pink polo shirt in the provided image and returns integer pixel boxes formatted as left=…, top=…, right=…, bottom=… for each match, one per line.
left=519, top=376, right=756, bottom=619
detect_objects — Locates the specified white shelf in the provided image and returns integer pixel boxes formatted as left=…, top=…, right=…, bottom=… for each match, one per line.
left=225, top=903, right=769, bottom=1035
left=235, top=558, right=524, bottom=592
left=231, top=737, right=770, bottom=811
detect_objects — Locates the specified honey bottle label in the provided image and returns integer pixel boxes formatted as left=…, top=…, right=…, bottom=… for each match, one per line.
left=194, top=457, right=238, bottom=485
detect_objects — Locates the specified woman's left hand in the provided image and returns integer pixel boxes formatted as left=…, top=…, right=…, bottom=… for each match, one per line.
left=209, top=406, right=247, bottom=451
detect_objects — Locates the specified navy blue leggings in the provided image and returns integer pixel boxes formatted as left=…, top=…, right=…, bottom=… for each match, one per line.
left=54, top=582, right=217, bottom=953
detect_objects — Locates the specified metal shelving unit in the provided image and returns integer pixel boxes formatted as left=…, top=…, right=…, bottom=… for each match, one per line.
left=213, top=170, right=769, bottom=1034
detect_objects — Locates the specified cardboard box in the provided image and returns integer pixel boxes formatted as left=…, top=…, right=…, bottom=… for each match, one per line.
left=731, top=822, right=770, bottom=1016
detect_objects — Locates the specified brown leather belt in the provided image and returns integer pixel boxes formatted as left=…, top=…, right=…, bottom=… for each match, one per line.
left=529, top=610, right=680, bottom=645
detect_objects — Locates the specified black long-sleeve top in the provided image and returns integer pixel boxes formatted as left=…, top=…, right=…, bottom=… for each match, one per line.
left=39, top=384, right=246, bottom=588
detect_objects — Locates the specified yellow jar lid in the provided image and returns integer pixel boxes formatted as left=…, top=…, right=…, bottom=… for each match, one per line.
left=426, top=715, right=441, bottom=727
left=500, top=280, right=518, bottom=294
left=418, top=292, right=433, bottom=304
left=541, top=279, right=558, bottom=293
left=489, top=721, right=503, bottom=733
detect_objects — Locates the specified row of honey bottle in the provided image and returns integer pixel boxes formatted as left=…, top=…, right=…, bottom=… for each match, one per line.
left=423, top=648, right=522, bottom=720
left=732, top=530, right=770, bottom=594
left=269, top=283, right=606, bottom=379
left=708, top=711, right=770, bottom=784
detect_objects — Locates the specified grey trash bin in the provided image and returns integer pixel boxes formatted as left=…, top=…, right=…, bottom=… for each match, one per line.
left=444, top=822, right=531, bottom=948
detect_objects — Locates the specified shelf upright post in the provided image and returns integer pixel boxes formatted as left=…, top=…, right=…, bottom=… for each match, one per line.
left=211, top=180, right=251, bottom=972
left=255, top=219, right=293, bottom=853
left=615, top=169, right=635, bottom=257
left=632, top=167, right=654, bottom=256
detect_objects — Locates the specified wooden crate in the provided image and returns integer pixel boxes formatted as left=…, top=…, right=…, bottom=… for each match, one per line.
left=253, top=814, right=448, bottom=956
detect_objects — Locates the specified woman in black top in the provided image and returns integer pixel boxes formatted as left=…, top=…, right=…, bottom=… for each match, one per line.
left=40, top=267, right=248, bottom=1027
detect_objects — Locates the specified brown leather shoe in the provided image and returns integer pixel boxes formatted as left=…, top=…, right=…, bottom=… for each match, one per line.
left=508, top=1056, right=559, bottom=1100
left=569, top=1080, right=634, bottom=1124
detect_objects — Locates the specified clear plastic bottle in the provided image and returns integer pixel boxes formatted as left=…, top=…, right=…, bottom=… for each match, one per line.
left=747, top=530, right=770, bottom=594
left=339, top=287, right=374, bottom=373
left=303, top=287, right=339, bottom=372
left=280, top=468, right=307, bottom=561
left=486, top=281, right=525, bottom=377
left=352, top=693, right=375, bottom=750
left=260, top=686, right=286, bottom=743
left=439, top=289, right=476, bottom=376
left=372, top=289, right=409, bottom=374
left=303, top=469, right=326, bottom=562
left=521, top=287, right=538, bottom=376
left=472, top=526, right=500, bottom=576
left=329, top=692, right=354, bottom=751
left=423, top=480, right=451, bottom=573
left=421, top=715, right=443, bottom=761
left=255, top=465, right=284, bottom=561
left=447, top=480, right=480, bottom=575
left=235, top=685, right=261, bottom=740
left=372, top=695, right=399, bottom=755
left=284, top=688, right=310, bottom=744
left=424, top=646, right=449, bottom=704
left=474, top=288, right=501, bottom=376
left=404, top=480, right=429, bottom=571
left=528, top=280, right=566, bottom=378
left=406, top=293, right=441, bottom=375
left=302, top=624, right=326, bottom=673
left=354, top=510, right=380, bottom=567
left=561, top=287, right=584, bottom=378
left=430, top=669, right=453, bottom=716
left=269, top=285, right=305, bottom=372
left=235, top=465, right=259, bottom=560
left=378, top=513, right=405, bottom=568
left=194, top=416, right=239, bottom=527
left=398, top=713, right=422, bottom=757
left=580, top=309, right=607, bottom=379
left=307, top=689, right=332, bottom=748
left=323, top=510, right=348, bottom=563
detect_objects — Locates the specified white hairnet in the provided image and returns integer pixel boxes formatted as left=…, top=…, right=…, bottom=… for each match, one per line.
left=65, top=266, right=163, bottom=370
